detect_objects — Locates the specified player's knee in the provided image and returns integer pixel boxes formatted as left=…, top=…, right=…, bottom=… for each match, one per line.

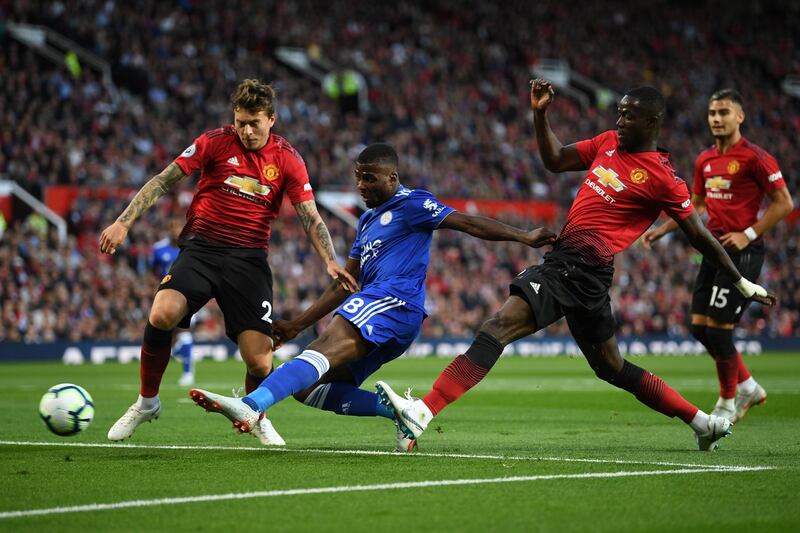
left=479, top=313, right=519, bottom=346
left=689, top=324, right=709, bottom=347
left=245, top=358, right=272, bottom=378
left=705, top=327, right=736, bottom=359
left=148, top=308, right=180, bottom=330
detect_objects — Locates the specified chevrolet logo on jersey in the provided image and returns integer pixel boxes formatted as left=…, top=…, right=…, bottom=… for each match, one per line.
left=592, top=166, right=626, bottom=192
left=224, top=175, right=271, bottom=196
left=705, top=176, right=731, bottom=192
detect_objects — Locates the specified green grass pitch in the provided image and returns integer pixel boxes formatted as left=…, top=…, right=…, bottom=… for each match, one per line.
left=1, top=354, right=799, bottom=532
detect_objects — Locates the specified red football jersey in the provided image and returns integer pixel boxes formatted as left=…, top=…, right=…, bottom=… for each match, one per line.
left=562, top=130, right=694, bottom=266
left=692, top=137, right=785, bottom=238
left=173, top=127, right=314, bottom=249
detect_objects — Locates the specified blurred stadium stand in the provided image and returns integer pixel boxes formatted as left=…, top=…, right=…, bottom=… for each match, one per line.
left=1, top=0, right=798, bottom=351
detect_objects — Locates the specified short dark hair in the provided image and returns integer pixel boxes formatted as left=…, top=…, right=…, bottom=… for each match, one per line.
left=709, top=88, right=744, bottom=108
left=357, top=143, right=399, bottom=168
left=231, top=79, right=277, bottom=116
left=624, top=86, right=666, bottom=120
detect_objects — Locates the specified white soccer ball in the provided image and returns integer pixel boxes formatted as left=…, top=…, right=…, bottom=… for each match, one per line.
left=39, top=383, right=95, bottom=436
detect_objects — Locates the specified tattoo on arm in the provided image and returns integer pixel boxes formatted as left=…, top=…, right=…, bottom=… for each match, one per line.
left=118, top=163, right=186, bottom=224
left=294, top=201, right=314, bottom=233
left=295, top=201, right=336, bottom=262
left=315, top=222, right=336, bottom=261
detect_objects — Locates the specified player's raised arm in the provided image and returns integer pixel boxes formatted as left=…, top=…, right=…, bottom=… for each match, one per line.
left=437, top=211, right=556, bottom=248
left=642, top=193, right=706, bottom=249
left=272, top=257, right=361, bottom=347
left=676, top=211, right=775, bottom=306
left=99, top=162, right=188, bottom=255
left=530, top=78, right=586, bottom=173
left=293, top=199, right=359, bottom=293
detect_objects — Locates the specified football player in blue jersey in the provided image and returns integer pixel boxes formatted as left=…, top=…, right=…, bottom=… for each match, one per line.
left=152, top=219, right=195, bottom=387
left=189, top=143, right=556, bottom=450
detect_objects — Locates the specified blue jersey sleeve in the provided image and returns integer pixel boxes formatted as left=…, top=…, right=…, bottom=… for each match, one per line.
left=403, top=189, right=455, bottom=232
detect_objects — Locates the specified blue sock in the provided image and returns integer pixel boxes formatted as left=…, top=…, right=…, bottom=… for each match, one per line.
left=179, top=341, right=192, bottom=374
left=244, top=350, right=330, bottom=413
left=303, top=382, right=393, bottom=418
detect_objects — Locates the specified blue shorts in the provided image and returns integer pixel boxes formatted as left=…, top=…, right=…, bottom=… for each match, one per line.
left=335, top=288, right=424, bottom=386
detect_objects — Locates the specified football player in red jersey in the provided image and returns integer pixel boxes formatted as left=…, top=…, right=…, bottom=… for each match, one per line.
left=100, top=79, right=357, bottom=445
left=643, top=89, right=793, bottom=423
left=378, top=79, right=776, bottom=452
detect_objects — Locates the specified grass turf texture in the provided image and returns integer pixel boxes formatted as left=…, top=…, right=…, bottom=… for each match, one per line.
left=1, top=354, right=799, bottom=532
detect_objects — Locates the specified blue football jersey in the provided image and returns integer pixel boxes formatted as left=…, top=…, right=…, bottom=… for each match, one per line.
left=152, top=238, right=180, bottom=278
left=349, top=186, right=454, bottom=311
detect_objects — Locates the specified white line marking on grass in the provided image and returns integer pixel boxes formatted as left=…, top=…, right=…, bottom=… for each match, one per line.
left=0, top=467, right=773, bottom=520
left=0, top=440, right=767, bottom=471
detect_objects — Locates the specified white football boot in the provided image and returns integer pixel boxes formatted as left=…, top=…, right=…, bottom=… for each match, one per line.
left=376, top=381, right=432, bottom=440
left=694, top=414, right=733, bottom=451
left=395, top=426, right=417, bottom=453
left=107, top=401, right=162, bottom=441
left=178, top=372, right=195, bottom=387
left=251, top=416, right=286, bottom=446
left=189, top=388, right=259, bottom=433
left=734, top=383, right=767, bottom=423
left=710, top=398, right=736, bottom=423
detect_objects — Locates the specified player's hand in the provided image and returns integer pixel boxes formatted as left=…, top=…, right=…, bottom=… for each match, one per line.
left=99, top=220, right=130, bottom=255
left=641, top=228, right=664, bottom=250
left=271, top=319, right=301, bottom=349
left=752, top=292, right=777, bottom=307
left=521, top=227, right=557, bottom=248
left=530, top=79, right=555, bottom=111
left=719, top=231, right=750, bottom=251
left=327, top=261, right=359, bottom=293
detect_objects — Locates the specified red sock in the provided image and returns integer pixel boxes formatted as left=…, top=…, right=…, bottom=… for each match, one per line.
left=422, top=355, right=488, bottom=415
left=635, top=371, right=698, bottom=424
left=715, top=356, right=738, bottom=399
left=139, top=323, right=173, bottom=397
left=735, top=352, right=752, bottom=383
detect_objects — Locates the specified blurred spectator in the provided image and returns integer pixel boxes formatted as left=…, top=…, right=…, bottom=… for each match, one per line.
left=0, top=0, right=798, bottom=341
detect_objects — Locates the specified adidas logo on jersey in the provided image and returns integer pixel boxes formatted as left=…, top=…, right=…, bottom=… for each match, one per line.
left=529, top=281, right=541, bottom=294
left=366, top=325, right=374, bottom=335
left=704, top=163, right=711, bottom=173
left=227, top=156, right=240, bottom=166
left=605, top=150, right=615, bottom=157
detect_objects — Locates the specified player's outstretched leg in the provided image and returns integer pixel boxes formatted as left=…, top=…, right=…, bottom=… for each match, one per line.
left=378, top=297, right=535, bottom=444
left=575, top=335, right=733, bottom=451
left=108, top=322, right=172, bottom=441
left=376, top=381, right=431, bottom=440
left=189, top=388, right=260, bottom=433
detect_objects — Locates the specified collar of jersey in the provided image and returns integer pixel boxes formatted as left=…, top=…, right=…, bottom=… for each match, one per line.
left=366, top=185, right=411, bottom=215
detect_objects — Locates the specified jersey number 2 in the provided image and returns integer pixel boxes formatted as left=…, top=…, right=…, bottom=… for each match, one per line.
left=261, top=300, right=273, bottom=323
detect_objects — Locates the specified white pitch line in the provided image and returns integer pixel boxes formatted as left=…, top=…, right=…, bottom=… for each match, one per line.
left=0, top=440, right=766, bottom=471
left=0, top=467, right=772, bottom=520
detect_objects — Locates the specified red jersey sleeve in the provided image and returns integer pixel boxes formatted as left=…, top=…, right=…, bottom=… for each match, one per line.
left=692, top=156, right=705, bottom=196
left=660, top=178, right=694, bottom=221
left=574, top=130, right=615, bottom=168
left=173, top=134, right=213, bottom=176
left=282, top=149, right=315, bottom=204
left=753, top=152, right=786, bottom=192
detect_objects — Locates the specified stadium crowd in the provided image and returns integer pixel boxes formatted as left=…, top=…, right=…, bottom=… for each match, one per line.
left=1, top=0, right=798, bottom=342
